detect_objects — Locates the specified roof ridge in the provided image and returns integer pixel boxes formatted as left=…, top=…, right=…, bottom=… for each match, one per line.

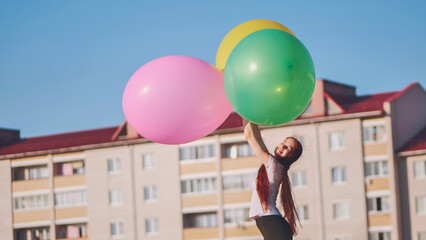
left=26, top=126, right=119, bottom=140
left=385, top=82, right=419, bottom=103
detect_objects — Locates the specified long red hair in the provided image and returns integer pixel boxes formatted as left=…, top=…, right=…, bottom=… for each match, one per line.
left=256, top=137, right=303, bottom=235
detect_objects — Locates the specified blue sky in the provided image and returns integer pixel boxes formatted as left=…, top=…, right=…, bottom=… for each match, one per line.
left=1, top=0, right=425, bottom=137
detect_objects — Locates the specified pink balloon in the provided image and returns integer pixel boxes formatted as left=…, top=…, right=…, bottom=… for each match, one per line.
left=122, top=55, right=233, bottom=144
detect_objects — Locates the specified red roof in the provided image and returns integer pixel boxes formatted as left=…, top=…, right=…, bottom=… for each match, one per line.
left=328, top=91, right=398, bottom=114
left=399, top=127, right=426, bottom=153
left=0, top=127, right=118, bottom=155
left=328, top=82, right=419, bottom=114
left=217, top=112, right=242, bottom=130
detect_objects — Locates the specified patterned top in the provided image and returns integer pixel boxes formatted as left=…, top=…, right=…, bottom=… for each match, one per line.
left=249, top=155, right=285, bottom=219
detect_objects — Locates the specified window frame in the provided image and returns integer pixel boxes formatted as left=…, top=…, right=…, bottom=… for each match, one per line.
left=109, top=188, right=122, bottom=206
left=222, top=171, right=257, bottom=192
left=108, top=158, right=121, bottom=174
left=329, top=131, right=345, bottom=151
left=416, top=195, right=426, bottom=215
left=142, top=153, right=156, bottom=171
left=179, top=143, right=216, bottom=162
left=291, top=170, right=307, bottom=189
left=364, top=156, right=389, bottom=181
left=332, top=200, right=350, bottom=221
left=110, top=221, right=124, bottom=239
left=414, top=160, right=426, bottom=179
left=367, top=195, right=391, bottom=214
left=296, top=205, right=309, bottom=222
left=13, top=193, right=50, bottom=212
left=331, top=166, right=347, bottom=185
left=145, top=218, right=159, bottom=235
left=362, top=123, right=387, bottom=144
left=223, top=206, right=251, bottom=226
left=144, top=185, right=158, bottom=202
left=181, top=176, right=217, bottom=195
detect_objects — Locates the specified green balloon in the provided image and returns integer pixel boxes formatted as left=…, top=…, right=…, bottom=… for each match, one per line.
left=224, top=29, right=315, bottom=126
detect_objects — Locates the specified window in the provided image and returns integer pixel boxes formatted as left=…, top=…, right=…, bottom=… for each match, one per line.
left=54, top=161, right=85, bottom=176
left=142, top=153, right=156, bottom=170
left=179, top=144, right=215, bottom=161
left=145, top=218, right=159, bottom=234
left=365, top=160, right=388, bottom=178
left=329, top=132, right=345, bottom=150
left=369, top=231, right=391, bottom=240
left=110, top=221, right=124, bottom=238
left=333, top=201, right=349, bottom=220
left=222, top=172, right=256, bottom=191
left=414, top=160, right=426, bottom=179
left=57, top=224, right=87, bottom=238
left=416, top=196, right=426, bottom=215
left=181, top=177, right=216, bottom=194
left=367, top=196, right=391, bottom=213
left=15, top=228, right=50, bottom=240
left=296, top=205, right=309, bottom=221
left=292, top=170, right=307, bottom=188
left=109, top=189, right=122, bottom=206
left=363, top=125, right=386, bottom=143
left=55, top=190, right=87, bottom=207
left=13, top=165, right=49, bottom=181
left=183, top=212, right=218, bottom=228
left=224, top=207, right=250, bottom=224
left=108, top=158, right=121, bottom=173
left=418, top=232, right=426, bottom=240
left=13, top=194, right=49, bottom=211
left=222, top=142, right=254, bottom=159
left=144, top=185, right=157, bottom=202
left=29, top=166, right=49, bottom=179
left=332, top=167, right=347, bottom=184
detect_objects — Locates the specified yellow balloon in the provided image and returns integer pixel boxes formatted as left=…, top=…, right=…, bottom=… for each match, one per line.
left=216, top=19, right=296, bottom=71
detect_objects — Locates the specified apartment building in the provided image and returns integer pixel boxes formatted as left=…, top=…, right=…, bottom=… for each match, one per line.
left=398, top=127, right=426, bottom=240
left=0, top=79, right=425, bottom=240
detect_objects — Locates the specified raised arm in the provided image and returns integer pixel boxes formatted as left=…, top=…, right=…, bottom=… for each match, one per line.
left=243, top=118, right=270, bottom=166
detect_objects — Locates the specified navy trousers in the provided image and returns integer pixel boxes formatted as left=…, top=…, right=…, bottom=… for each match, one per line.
left=255, top=215, right=293, bottom=240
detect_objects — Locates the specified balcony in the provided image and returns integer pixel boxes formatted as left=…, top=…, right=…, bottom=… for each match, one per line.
left=366, top=178, right=389, bottom=191
left=368, top=213, right=392, bottom=226
left=12, top=178, right=49, bottom=192
left=54, top=175, right=86, bottom=188
left=182, top=193, right=218, bottom=208
left=225, top=223, right=260, bottom=238
left=15, top=227, right=50, bottom=240
left=13, top=209, right=50, bottom=224
left=55, top=206, right=88, bottom=220
left=53, top=160, right=86, bottom=188
left=57, top=223, right=88, bottom=240
left=221, top=156, right=260, bottom=171
left=363, top=142, right=388, bottom=156
left=12, top=165, right=49, bottom=192
left=180, top=161, right=217, bottom=175
left=223, top=190, right=252, bottom=204
left=183, top=212, right=218, bottom=240
left=183, top=227, right=219, bottom=240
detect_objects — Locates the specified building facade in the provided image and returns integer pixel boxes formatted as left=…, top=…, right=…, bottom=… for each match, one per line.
left=0, top=79, right=425, bottom=240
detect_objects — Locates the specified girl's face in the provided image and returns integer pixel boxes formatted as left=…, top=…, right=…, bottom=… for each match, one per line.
left=274, top=138, right=296, bottom=158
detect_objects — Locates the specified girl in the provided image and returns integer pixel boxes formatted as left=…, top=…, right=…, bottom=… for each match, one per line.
left=243, top=119, right=303, bottom=240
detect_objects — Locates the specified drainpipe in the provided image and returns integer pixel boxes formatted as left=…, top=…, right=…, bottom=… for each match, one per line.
left=314, top=123, right=326, bottom=240
left=215, top=135, right=225, bottom=240
left=48, top=154, right=56, bottom=240
left=128, top=144, right=138, bottom=240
